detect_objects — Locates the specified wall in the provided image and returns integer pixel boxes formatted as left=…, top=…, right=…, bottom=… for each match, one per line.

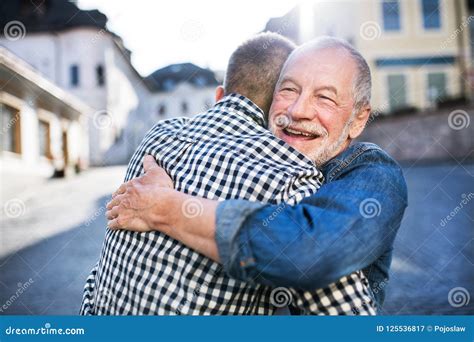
left=359, top=106, right=474, bottom=162
left=355, top=0, right=471, bottom=112
left=0, top=28, right=153, bottom=165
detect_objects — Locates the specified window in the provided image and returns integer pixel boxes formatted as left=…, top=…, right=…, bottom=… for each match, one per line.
left=70, top=64, right=79, bottom=87
left=96, top=65, right=105, bottom=86
left=181, top=101, right=188, bottom=115
left=387, top=74, right=407, bottom=111
left=0, top=103, right=21, bottom=154
left=382, top=0, right=401, bottom=31
left=194, top=76, right=206, bottom=87
left=422, top=0, right=441, bottom=30
left=38, top=119, right=51, bottom=158
left=158, top=104, right=166, bottom=116
left=427, top=72, right=447, bottom=102
left=163, top=79, right=175, bottom=91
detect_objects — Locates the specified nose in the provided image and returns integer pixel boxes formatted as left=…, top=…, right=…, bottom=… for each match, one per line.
left=287, top=92, right=317, bottom=122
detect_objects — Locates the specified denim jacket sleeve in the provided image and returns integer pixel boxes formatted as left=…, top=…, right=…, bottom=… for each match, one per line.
left=215, top=143, right=408, bottom=290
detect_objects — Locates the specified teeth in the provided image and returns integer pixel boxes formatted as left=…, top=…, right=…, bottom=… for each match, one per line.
left=285, top=128, right=313, bottom=137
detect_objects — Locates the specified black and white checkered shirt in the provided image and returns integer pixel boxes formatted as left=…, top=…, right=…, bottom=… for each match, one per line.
left=80, top=94, right=376, bottom=315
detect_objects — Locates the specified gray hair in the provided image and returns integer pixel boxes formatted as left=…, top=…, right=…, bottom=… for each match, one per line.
left=289, top=36, right=372, bottom=113
left=224, top=32, right=296, bottom=114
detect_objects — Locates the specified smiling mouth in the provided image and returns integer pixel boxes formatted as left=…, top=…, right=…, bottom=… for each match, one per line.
left=282, top=127, right=320, bottom=140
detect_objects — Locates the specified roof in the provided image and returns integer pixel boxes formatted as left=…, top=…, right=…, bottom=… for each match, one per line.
left=0, top=0, right=107, bottom=34
left=145, top=63, right=219, bottom=92
left=262, top=6, right=300, bottom=43
left=0, top=46, right=92, bottom=118
left=0, top=0, right=145, bottom=84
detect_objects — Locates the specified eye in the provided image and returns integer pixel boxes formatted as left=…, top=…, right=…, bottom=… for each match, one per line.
left=318, top=95, right=335, bottom=103
left=281, top=87, right=296, bottom=92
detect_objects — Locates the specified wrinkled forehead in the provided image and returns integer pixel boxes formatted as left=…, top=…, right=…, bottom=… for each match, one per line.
left=279, top=46, right=357, bottom=89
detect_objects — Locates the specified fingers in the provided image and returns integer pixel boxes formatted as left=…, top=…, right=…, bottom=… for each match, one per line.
left=112, top=183, right=127, bottom=199
left=105, top=205, right=119, bottom=220
left=107, top=218, right=120, bottom=230
left=106, top=194, right=124, bottom=210
left=143, top=155, right=159, bottom=173
left=139, top=159, right=173, bottom=188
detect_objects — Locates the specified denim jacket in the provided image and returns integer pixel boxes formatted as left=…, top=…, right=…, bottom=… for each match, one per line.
left=215, top=142, right=408, bottom=307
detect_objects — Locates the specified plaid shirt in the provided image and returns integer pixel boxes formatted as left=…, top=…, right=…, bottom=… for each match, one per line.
left=80, top=94, right=376, bottom=315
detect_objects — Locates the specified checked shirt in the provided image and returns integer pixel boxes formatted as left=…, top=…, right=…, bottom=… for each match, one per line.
left=80, top=94, right=376, bottom=315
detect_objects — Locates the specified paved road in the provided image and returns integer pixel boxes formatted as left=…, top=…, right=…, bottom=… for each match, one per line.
left=382, top=162, right=473, bottom=315
left=0, top=167, right=126, bottom=315
left=0, top=163, right=472, bottom=315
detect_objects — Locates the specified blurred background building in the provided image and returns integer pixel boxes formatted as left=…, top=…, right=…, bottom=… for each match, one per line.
left=0, top=0, right=219, bottom=169
left=2, top=0, right=472, bottom=173
left=106, top=63, right=218, bottom=164
left=264, top=0, right=473, bottom=161
left=1, top=47, right=89, bottom=178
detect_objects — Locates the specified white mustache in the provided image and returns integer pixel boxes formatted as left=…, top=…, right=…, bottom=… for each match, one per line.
left=286, top=122, right=328, bottom=138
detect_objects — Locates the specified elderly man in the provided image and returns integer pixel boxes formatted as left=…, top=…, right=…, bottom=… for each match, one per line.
left=107, top=36, right=408, bottom=312
left=84, top=34, right=376, bottom=316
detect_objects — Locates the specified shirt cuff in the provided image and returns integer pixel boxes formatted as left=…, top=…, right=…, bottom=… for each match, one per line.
left=215, top=199, right=267, bottom=277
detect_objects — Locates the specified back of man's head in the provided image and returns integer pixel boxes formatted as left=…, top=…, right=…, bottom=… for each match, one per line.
left=224, top=32, right=296, bottom=114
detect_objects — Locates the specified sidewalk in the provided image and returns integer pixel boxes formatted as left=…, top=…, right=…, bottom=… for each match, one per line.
left=0, top=163, right=472, bottom=315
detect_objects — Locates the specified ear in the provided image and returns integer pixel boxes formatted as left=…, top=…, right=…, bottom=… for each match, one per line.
left=215, top=86, right=225, bottom=102
left=348, top=105, right=371, bottom=139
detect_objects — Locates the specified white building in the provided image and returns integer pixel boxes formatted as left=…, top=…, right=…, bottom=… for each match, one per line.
left=0, top=0, right=221, bottom=166
left=0, top=47, right=90, bottom=178
left=0, top=0, right=151, bottom=165
left=104, top=63, right=218, bottom=164
left=145, top=63, right=218, bottom=120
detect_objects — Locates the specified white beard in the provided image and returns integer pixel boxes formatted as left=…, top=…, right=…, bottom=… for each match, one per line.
left=307, top=118, right=353, bottom=167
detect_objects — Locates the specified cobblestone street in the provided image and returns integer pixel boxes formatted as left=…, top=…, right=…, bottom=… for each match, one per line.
left=0, top=163, right=473, bottom=315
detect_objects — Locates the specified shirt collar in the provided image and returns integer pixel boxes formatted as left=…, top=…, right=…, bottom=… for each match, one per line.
left=214, top=93, right=265, bottom=127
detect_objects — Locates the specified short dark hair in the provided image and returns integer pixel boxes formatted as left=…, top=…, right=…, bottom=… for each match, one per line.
left=224, top=32, right=296, bottom=114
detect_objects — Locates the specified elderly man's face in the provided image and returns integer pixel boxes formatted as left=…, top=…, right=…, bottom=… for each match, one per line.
left=268, top=47, right=359, bottom=166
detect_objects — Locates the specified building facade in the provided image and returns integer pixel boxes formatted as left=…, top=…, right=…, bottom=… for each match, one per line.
left=264, top=0, right=472, bottom=114
left=0, top=47, right=90, bottom=178
left=0, top=0, right=151, bottom=165
left=146, top=62, right=218, bottom=120
left=102, top=63, right=218, bottom=164
left=1, top=0, right=222, bottom=166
